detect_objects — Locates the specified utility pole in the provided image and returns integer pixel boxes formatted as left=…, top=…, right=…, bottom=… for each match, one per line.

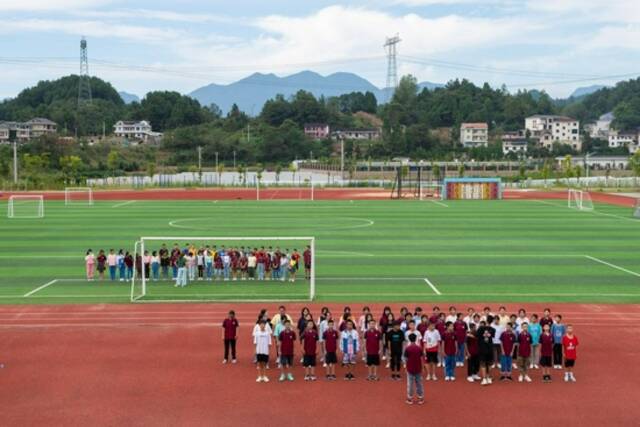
left=215, top=151, right=219, bottom=170
left=12, top=141, right=17, bottom=184
left=233, top=151, right=236, bottom=169
left=384, top=34, right=401, bottom=102
left=197, top=146, right=202, bottom=171
left=340, top=140, right=345, bottom=179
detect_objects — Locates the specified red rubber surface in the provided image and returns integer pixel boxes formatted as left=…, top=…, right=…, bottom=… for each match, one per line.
left=1, top=302, right=639, bottom=426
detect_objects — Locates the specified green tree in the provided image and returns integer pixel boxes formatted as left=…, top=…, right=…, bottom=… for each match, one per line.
left=107, top=150, right=119, bottom=177
left=630, top=151, right=640, bottom=187
left=59, top=155, right=82, bottom=184
left=562, top=155, right=574, bottom=181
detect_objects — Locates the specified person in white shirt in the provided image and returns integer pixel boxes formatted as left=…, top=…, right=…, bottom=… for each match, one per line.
left=150, top=251, right=160, bottom=281
left=279, top=251, right=289, bottom=281
left=463, top=307, right=476, bottom=328
left=254, top=320, right=272, bottom=382
left=423, top=323, right=441, bottom=381
left=247, top=252, right=257, bottom=280
left=515, top=308, right=530, bottom=331
left=491, top=316, right=505, bottom=369
left=445, top=306, right=458, bottom=324
left=404, top=320, right=422, bottom=344
left=107, top=249, right=118, bottom=281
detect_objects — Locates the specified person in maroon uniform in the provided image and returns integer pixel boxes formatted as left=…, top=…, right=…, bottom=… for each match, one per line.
left=301, top=320, right=319, bottom=381
left=539, top=308, right=553, bottom=329
left=442, top=322, right=458, bottom=381
left=454, top=313, right=468, bottom=367
left=517, top=322, right=533, bottom=382
left=239, top=252, right=248, bottom=280
left=222, top=310, right=239, bottom=364
left=213, top=252, right=223, bottom=281
left=465, top=323, right=480, bottom=382
left=500, top=322, right=517, bottom=381
left=435, top=313, right=446, bottom=367
left=429, top=306, right=441, bottom=325
left=323, top=319, right=339, bottom=380
left=278, top=320, right=296, bottom=381
left=403, top=333, right=424, bottom=405
left=271, top=250, right=280, bottom=280
left=364, top=320, right=383, bottom=381
left=303, top=245, right=312, bottom=280
left=539, top=323, right=554, bottom=382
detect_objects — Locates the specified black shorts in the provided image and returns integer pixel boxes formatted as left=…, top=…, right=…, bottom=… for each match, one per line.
left=303, top=355, right=316, bottom=367
left=366, top=354, right=380, bottom=366
left=280, top=355, right=293, bottom=367
left=305, top=263, right=311, bottom=269
left=565, top=359, right=576, bottom=368
left=480, top=353, right=494, bottom=365
left=426, top=352, right=438, bottom=364
left=256, top=354, right=269, bottom=363
left=325, top=352, right=337, bottom=365
left=540, top=356, right=552, bottom=367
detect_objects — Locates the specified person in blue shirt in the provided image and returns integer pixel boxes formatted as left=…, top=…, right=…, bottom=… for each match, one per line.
left=528, top=314, right=542, bottom=369
left=551, top=314, right=566, bottom=369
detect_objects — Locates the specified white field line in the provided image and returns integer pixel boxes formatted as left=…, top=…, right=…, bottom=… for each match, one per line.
left=111, top=200, right=137, bottom=208
left=535, top=199, right=639, bottom=223
left=428, top=200, right=449, bottom=208
left=423, top=277, right=442, bottom=295
left=23, top=279, right=58, bottom=297
left=585, top=255, right=640, bottom=278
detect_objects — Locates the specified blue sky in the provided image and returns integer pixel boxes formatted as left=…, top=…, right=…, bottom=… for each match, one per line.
left=0, top=0, right=639, bottom=99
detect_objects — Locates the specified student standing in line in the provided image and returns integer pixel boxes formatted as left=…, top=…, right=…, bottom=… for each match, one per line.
left=222, top=310, right=239, bottom=364
left=499, top=322, right=517, bottom=381
left=278, top=320, right=296, bottom=381
left=454, top=313, right=468, bottom=367
left=117, top=249, right=126, bottom=282
left=364, top=320, right=382, bottom=381
left=529, top=314, right=542, bottom=369
left=442, top=322, right=457, bottom=381
left=340, top=320, right=359, bottom=381
left=562, top=325, right=579, bottom=382
left=477, top=320, right=495, bottom=386
left=143, top=250, right=151, bottom=280
left=404, top=333, right=424, bottom=405
left=540, top=323, right=554, bottom=382
left=151, top=251, right=160, bottom=281
left=124, top=251, right=134, bottom=280
left=159, top=243, right=170, bottom=280
left=96, top=249, right=106, bottom=281
left=322, top=319, right=339, bottom=380
left=107, top=249, right=117, bottom=281
left=465, top=323, right=481, bottom=382
left=301, top=320, right=319, bottom=381
left=387, top=321, right=405, bottom=381
left=85, top=249, right=95, bottom=281
left=175, top=252, right=187, bottom=287
left=516, top=322, right=533, bottom=383
left=254, top=320, right=272, bottom=383
left=552, top=315, right=566, bottom=369
left=204, top=249, right=213, bottom=281
left=423, top=322, right=441, bottom=381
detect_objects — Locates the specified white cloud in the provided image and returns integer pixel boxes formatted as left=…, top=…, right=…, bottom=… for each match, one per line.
left=71, top=9, right=234, bottom=24
left=527, top=0, right=640, bottom=23
left=395, top=0, right=513, bottom=5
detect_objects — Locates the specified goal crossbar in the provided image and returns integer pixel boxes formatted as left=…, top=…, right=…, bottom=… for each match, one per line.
left=132, top=236, right=315, bottom=302
left=7, top=195, right=44, bottom=218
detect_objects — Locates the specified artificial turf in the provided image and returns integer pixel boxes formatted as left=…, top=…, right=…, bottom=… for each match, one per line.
left=0, top=198, right=638, bottom=304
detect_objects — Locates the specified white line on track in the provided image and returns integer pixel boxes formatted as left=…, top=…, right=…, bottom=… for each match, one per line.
left=23, top=279, right=58, bottom=297
left=423, top=277, right=442, bottom=295
left=111, top=200, right=137, bottom=208
left=585, top=255, right=640, bottom=278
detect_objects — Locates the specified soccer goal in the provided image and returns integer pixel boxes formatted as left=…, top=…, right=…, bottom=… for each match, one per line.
left=65, top=187, right=93, bottom=205
left=633, top=199, right=640, bottom=219
left=568, top=189, right=594, bottom=211
left=131, top=236, right=315, bottom=302
left=7, top=195, right=44, bottom=218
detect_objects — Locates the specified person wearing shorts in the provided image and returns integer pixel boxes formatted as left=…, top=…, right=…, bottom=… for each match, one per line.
left=340, top=320, right=359, bottom=380
left=323, top=319, right=339, bottom=380
left=278, top=320, right=296, bottom=381
left=562, top=325, right=579, bottom=382
left=254, top=320, right=272, bottom=383
left=423, top=322, right=441, bottom=381
left=540, top=323, right=554, bottom=382
left=301, top=320, right=319, bottom=381
left=364, top=320, right=382, bottom=381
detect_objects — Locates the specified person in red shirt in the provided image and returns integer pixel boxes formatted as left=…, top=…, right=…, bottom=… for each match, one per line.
left=500, top=322, right=517, bottom=381
left=278, top=320, right=296, bottom=382
left=540, top=323, right=554, bottom=382
left=454, top=313, right=468, bottom=367
left=221, top=310, right=239, bottom=364
left=429, top=306, right=441, bottom=325
left=303, top=245, right=312, bottom=280
left=435, top=313, right=446, bottom=367
left=562, top=325, right=579, bottom=382
left=323, top=319, right=339, bottom=380
left=465, top=323, right=480, bottom=382
left=517, top=322, right=533, bottom=382
left=301, top=320, right=319, bottom=381
left=364, top=320, right=382, bottom=381
left=442, top=322, right=457, bottom=381
left=403, top=333, right=424, bottom=405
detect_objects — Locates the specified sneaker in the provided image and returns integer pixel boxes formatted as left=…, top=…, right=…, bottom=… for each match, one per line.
left=500, top=375, right=506, bottom=381
left=385, top=362, right=390, bottom=368
left=304, top=375, right=310, bottom=381
left=382, top=355, right=387, bottom=361
left=287, top=373, right=294, bottom=381
left=344, top=374, right=350, bottom=381
left=263, top=376, right=269, bottom=383
left=473, top=374, right=481, bottom=380
left=279, top=374, right=286, bottom=382
left=491, top=364, right=496, bottom=369
left=232, top=359, right=237, bottom=364
left=256, top=376, right=262, bottom=382
left=444, top=376, right=450, bottom=381
left=350, top=374, right=355, bottom=381
left=529, top=363, right=534, bottom=369
left=310, top=376, right=317, bottom=381
left=450, top=377, right=456, bottom=381
left=431, top=375, right=438, bottom=381
left=467, top=376, right=474, bottom=383
left=524, top=375, right=532, bottom=382
left=481, top=378, right=488, bottom=386
left=570, top=374, right=576, bottom=382
left=406, top=399, right=413, bottom=405
left=322, top=363, right=327, bottom=368
left=487, top=377, right=493, bottom=384
left=534, top=364, right=540, bottom=369
left=518, top=375, right=524, bottom=382
left=425, top=374, right=431, bottom=381
left=417, top=398, right=424, bottom=405
left=222, top=359, right=227, bottom=364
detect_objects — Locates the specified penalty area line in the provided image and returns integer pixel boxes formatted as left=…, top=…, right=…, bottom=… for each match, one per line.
left=112, top=200, right=137, bottom=208
left=585, top=255, right=640, bottom=278
left=24, top=279, right=58, bottom=297
left=423, top=277, right=442, bottom=295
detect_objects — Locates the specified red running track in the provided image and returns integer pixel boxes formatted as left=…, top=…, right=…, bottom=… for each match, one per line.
left=1, top=302, right=639, bottom=426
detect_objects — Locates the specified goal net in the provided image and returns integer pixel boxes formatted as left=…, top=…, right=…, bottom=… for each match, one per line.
left=7, top=195, right=44, bottom=218
left=65, top=187, right=93, bottom=205
left=568, top=189, right=594, bottom=211
left=633, top=199, right=640, bottom=219
left=131, top=236, right=315, bottom=302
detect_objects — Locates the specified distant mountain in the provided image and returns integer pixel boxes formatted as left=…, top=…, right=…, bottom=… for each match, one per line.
left=119, top=91, right=140, bottom=104
left=189, top=70, right=443, bottom=114
left=569, top=85, right=607, bottom=99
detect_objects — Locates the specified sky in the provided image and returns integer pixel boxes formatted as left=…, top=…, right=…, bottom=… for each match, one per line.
left=0, top=0, right=639, bottom=99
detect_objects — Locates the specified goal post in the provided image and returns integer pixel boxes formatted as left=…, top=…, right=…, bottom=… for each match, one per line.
left=131, top=236, right=315, bottom=302
left=568, top=189, right=594, bottom=211
left=65, top=187, right=93, bottom=205
left=634, top=199, right=640, bottom=219
left=7, top=195, right=44, bottom=218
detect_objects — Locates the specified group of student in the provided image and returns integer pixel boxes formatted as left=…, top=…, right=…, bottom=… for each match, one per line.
left=222, top=305, right=580, bottom=404
left=84, top=244, right=312, bottom=286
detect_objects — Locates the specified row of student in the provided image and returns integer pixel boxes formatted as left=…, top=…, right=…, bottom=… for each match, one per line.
left=222, top=305, right=579, bottom=389
left=84, top=244, right=312, bottom=284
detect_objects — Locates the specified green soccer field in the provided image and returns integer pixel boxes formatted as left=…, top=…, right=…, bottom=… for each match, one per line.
left=0, top=197, right=639, bottom=304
